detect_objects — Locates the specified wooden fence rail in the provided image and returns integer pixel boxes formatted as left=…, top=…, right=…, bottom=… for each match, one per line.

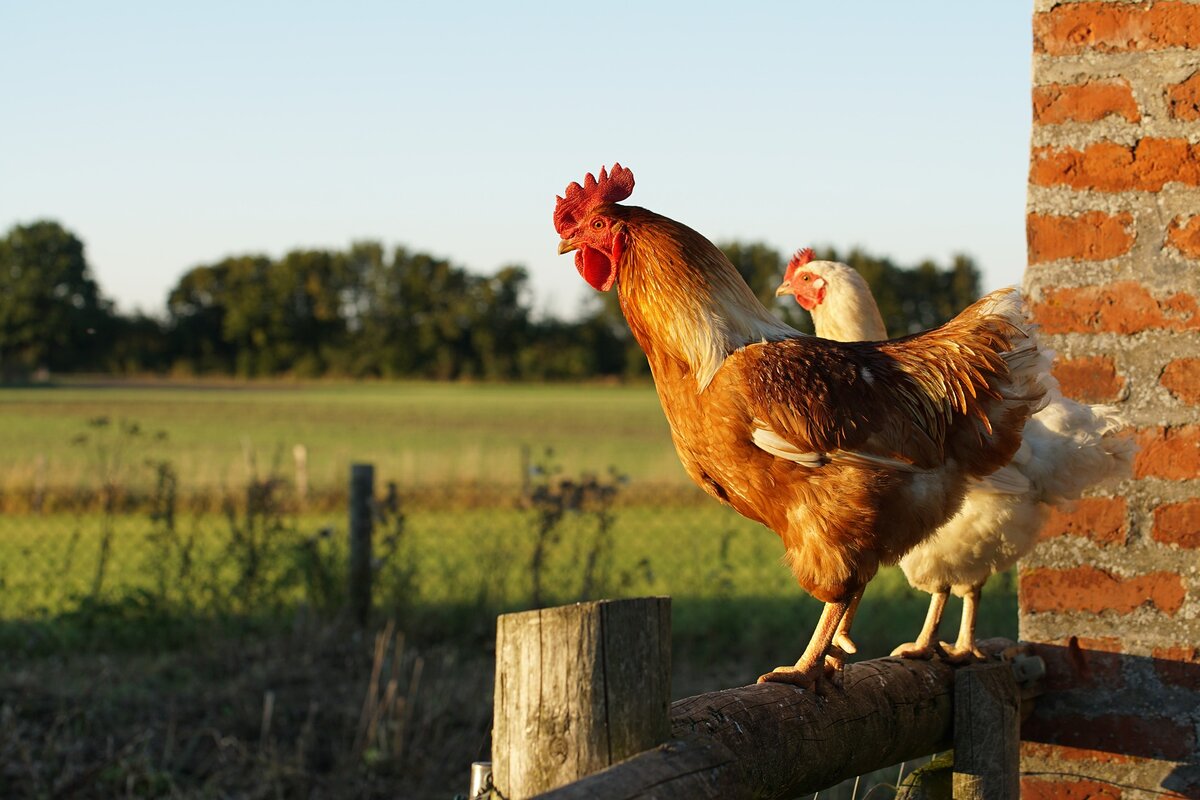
left=490, top=597, right=1042, bottom=800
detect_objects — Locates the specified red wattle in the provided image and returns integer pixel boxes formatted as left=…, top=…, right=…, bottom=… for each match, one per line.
left=576, top=247, right=616, bottom=292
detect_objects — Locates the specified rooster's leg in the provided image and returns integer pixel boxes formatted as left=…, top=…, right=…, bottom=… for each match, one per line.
left=832, top=589, right=864, bottom=657
left=890, top=589, right=948, bottom=659
left=942, top=583, right=988, bottom=663
left=757, top=599, right=851, bottom=688
left=835, top=585, right=864, bottom=662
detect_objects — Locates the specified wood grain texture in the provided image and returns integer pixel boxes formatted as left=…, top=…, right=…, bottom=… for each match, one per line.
left=493, top=598, right=671, bottom=799
left=952, top=663, right=1020, bottom=800
left=534, top=656, right=966, bottom=800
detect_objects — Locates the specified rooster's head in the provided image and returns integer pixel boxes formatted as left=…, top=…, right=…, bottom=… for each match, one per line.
left=554, top=164, right=635, bottom=292
left=775, top=248, right=828, bottom=311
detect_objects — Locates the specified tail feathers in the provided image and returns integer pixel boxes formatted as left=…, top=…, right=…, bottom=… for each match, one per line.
left=985, top=289, right=1056, bottom=414
left=1021, top=397, right=1137, bottom=503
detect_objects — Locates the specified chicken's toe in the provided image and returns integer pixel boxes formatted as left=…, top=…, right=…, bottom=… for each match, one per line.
left=756, top=659, right=833, bottom=688
left=890, top=641, right=941, bottom=660
left=833, top=632, right=858, bottom=655
left=940, top=643, right=987, bottom=664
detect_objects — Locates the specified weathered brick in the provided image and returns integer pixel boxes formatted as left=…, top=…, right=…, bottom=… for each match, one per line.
left=1154, top=499, right=1200, bottom=548
left=1168, top=72, right=1200, bottom=122
left=1028, top=211, right=1134, bottom=264
left=1040, top=497, right=1128, bottom=545
left=1036, top=636, right=1125, bottom=691
left=1023, top=711, right=1195, bottom=761
left=1135, top=426, right=1200, bottom=479
left=1153, top=645, right=1200, bottom=691
left=1033, top=80, right=1140, bottom=124
left=1167, top=215, right=1200, bottom=259
left=1021, top=777, right=1121, bottom=800
left=1022, top=740, right=1135, bottom=766
left=1030, top=139, right=1200, bottom=193
left=1035, top=1, right=1200, bottom=56
left=1020, top=565, right=1186, bottom=615
left=1161, top=358, right=1200, bottom=405
left=1031, top=283, right=1200, bottom=334
left=1052, top=356, right=1125, bottom=404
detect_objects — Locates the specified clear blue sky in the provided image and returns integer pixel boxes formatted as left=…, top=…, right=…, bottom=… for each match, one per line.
left=0, top=2, right=1032, bottom=317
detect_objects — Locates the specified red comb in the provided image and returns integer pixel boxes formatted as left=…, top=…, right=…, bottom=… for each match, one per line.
left=553, top=163, right=635, bottom=235
left=788, top=248, right=815, bottom=270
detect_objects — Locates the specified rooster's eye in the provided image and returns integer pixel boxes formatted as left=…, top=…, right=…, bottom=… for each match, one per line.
left=802, top=274, right=810, bottom=282
left=592, top=219, right=605, bottom=230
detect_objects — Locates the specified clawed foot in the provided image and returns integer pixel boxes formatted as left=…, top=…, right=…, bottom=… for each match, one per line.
left=757, top=650, right=846, bottom=689
left=890, top=640, right=943, bottom=660
left=940, top=642, right=987, bottom=664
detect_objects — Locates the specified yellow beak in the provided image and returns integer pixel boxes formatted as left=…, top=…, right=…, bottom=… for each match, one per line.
left=774, top=281, right=791, bottom=297
left=558, top=239, right=578, bottom=255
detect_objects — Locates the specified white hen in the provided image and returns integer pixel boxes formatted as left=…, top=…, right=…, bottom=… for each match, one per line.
left=775, top=249, right=1136, bottom=661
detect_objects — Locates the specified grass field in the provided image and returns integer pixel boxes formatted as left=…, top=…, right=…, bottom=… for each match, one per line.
left=0, top=379, right=688, bottom=501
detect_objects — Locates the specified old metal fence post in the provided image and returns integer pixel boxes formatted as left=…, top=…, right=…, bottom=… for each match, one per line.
left=952, top=662, right=1020, bottom=799
left=492, top=597, right=671, bottom=799
left=348, top=463, right=374, bottom=626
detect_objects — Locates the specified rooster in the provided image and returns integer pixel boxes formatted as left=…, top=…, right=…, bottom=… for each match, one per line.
left=776, top=248, right=1134, bottom=661
left=553, top=165, right=1051, bottom=687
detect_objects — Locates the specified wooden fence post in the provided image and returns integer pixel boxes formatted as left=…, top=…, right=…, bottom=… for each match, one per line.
left=492, top=597, right=671, bottom=799
left=348, top=463, right=374, bottom=626
left=952, top=662, right=1020, bottom=799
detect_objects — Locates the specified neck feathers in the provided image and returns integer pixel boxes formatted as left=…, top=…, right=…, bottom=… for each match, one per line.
left=809, top=262, right=889, bottom=342
left=616, top=208, right=797, bottom=390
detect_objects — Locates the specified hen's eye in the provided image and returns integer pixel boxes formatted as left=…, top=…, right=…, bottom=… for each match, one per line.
left=802, top=274, right=810, bottom=282
left=592, top=219, right=605, bottom=230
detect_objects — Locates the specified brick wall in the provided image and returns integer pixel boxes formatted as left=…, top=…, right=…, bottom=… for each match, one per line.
left=1022, top=1, right=1200, bottom=796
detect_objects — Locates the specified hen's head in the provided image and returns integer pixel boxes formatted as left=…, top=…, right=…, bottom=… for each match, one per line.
left=554, top=164, right=635, bottom=292
left=775, top=248, right=828, bottom=310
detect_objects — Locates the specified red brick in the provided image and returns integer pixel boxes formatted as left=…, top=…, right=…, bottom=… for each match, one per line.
left=1168, top=71, right=1200, bottom=121
left=1033, top=79, right=1140, bottom=124
left=1031, top=283, right=1200, bottom=334
left=1023, top=711, right=1195, bottom=761
left=1153, top=645, right=1200, bottom=691
left=1021, top=777, right=1120, bottom=800
left=1030, top=139, right=1200, bottom=193
left=1022, top=740, right=1136, bottom=766
left=1052, top=356, right=1125, bottom=404
left=1035, top=1, right=1200, bottom=55
left=1020, top=565, right=1186, bottom=615
left=1028, top=211, right=1134, bottom=264
left=1154, top=499, right=1200, bottom=548
left=1162, top=358, right=1200, bottom=405
left=1040, top=497, right=1128, bottom=545
left=1167, top=215, right=1200, bottom=258
left=1135, top=426, right=1200, bottom=479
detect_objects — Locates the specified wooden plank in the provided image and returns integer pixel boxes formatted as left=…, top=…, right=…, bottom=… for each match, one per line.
left=952, top=663, right=1020, bottom=800
left=535, top=656, right=965, bottom=800
left=493, top=598, right=671, bottom=799
left=347, top=463, right=374, bottom=625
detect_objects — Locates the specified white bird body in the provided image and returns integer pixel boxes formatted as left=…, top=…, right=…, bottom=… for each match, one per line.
left=777, top=253, right=1135, bottom=659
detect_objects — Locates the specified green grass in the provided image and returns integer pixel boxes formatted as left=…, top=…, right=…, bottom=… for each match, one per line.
left=0, top=502, right=1017, bottom=661
left=0, top=378, right=1018, bottom=661
left=0, top=380, right=686, bottom=499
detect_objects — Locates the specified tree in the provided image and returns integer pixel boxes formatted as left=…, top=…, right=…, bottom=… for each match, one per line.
left=806, top=246, right=982, bottom=335
left=0, top=221, right=114, bottom=377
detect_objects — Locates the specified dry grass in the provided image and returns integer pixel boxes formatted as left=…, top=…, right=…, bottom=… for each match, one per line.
left=0, top=620, right=494, bottom=800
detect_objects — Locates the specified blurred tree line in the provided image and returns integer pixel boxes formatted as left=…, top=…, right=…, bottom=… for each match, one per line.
left=0, top=220, right=981, bottom=381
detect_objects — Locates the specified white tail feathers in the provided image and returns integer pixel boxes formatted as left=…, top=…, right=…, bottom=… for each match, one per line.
left=983, top=289, right=1057, bottom=414
left=1020, top=395, right=1136, bottom=503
